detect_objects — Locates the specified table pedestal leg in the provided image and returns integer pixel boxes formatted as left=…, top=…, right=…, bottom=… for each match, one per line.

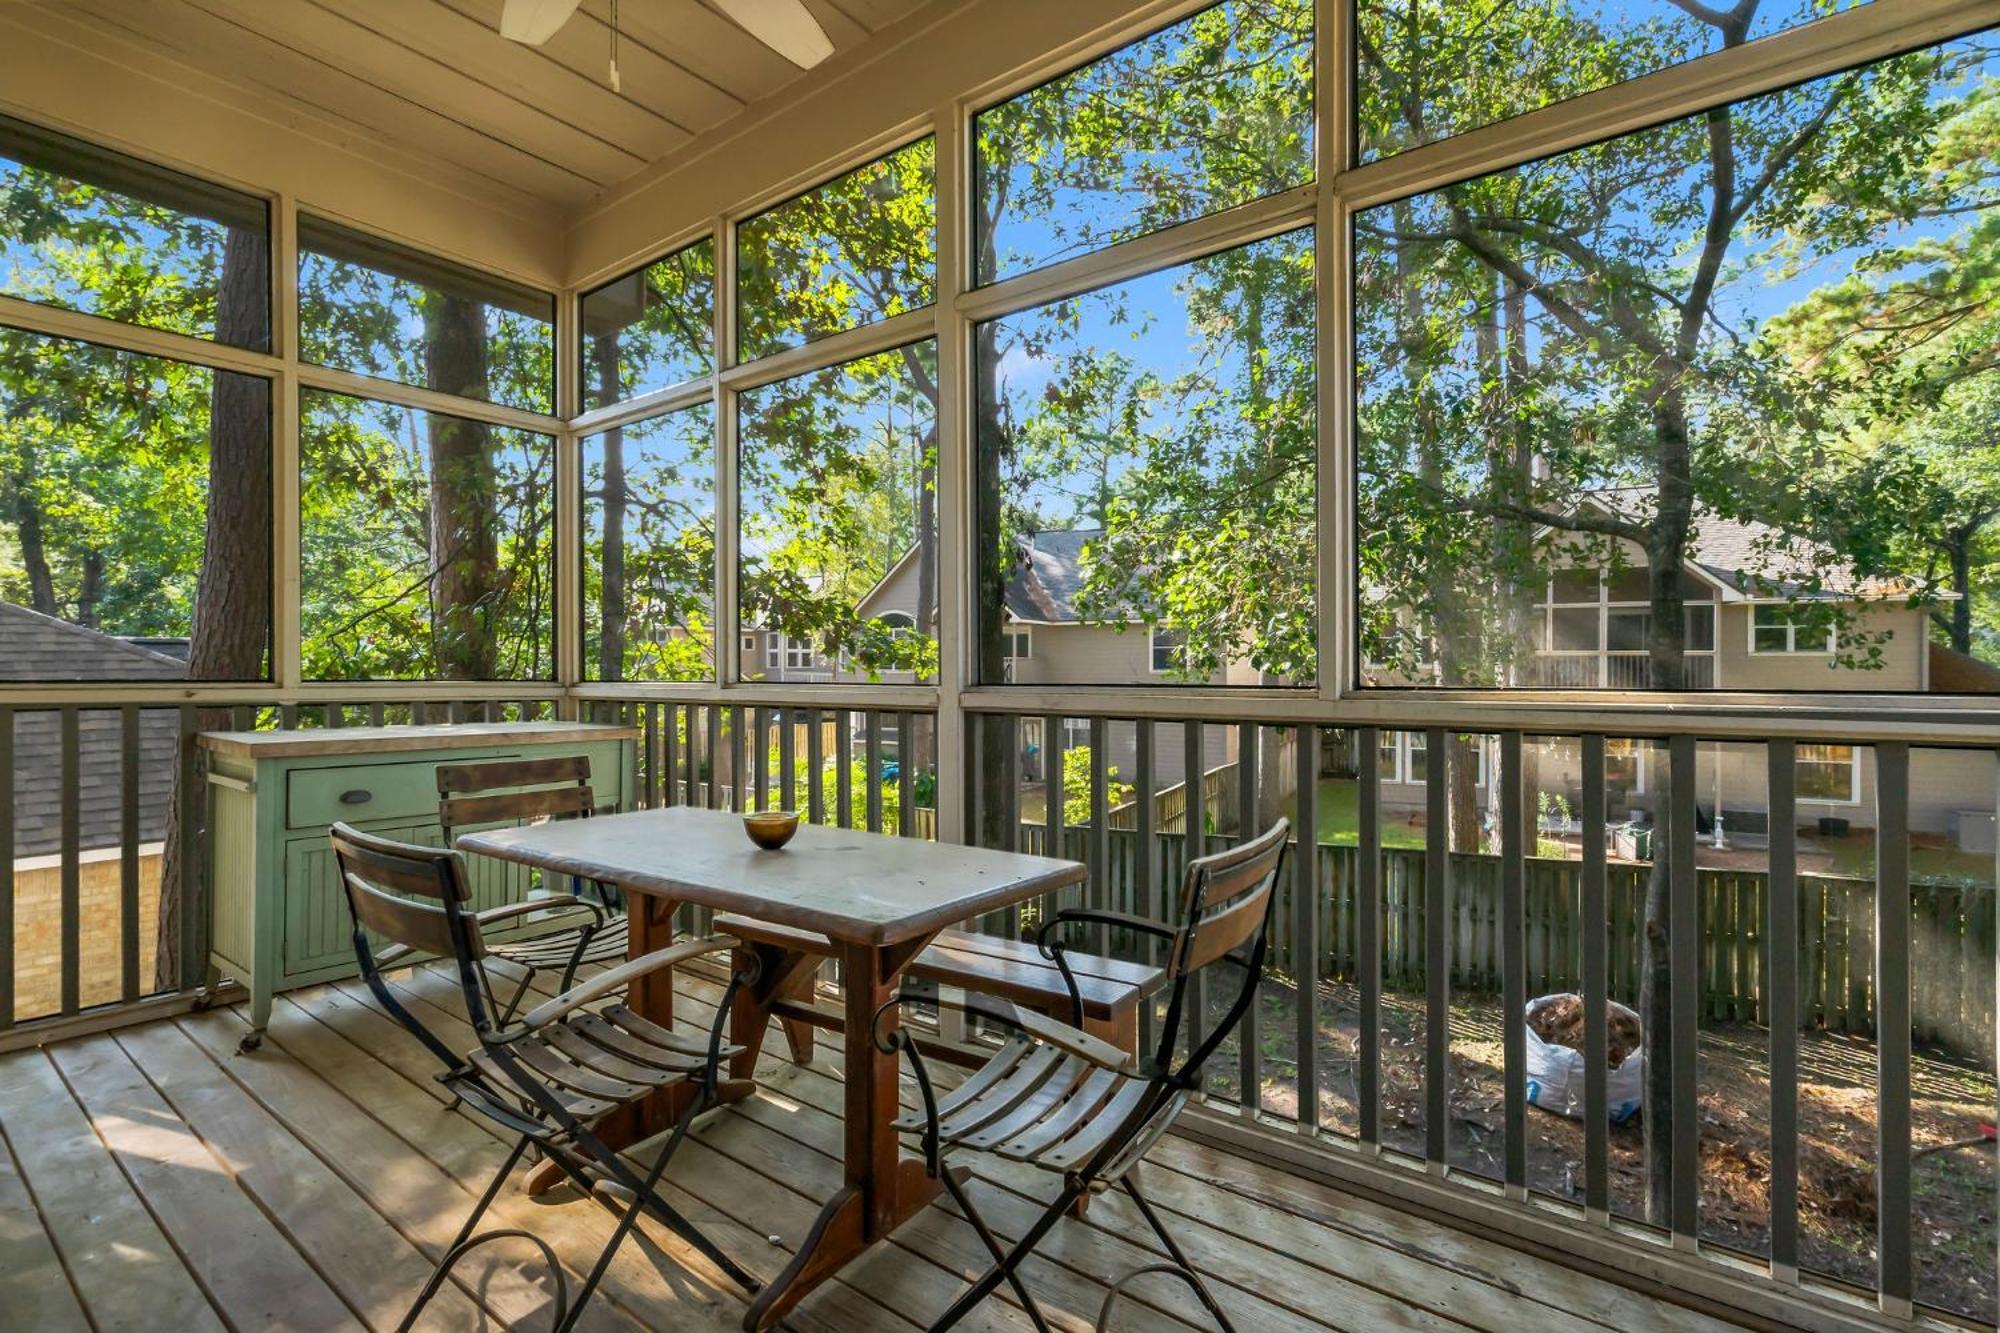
left=743, top=938, right=944, bottom=1331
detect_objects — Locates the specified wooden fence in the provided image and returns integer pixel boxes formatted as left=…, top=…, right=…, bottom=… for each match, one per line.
left=1107, top=760, right=1240, bottom=833
left=1005, top=824, right=1996, bottom=1058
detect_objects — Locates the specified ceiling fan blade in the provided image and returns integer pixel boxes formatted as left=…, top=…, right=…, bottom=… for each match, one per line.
left=713, top=0, right=834, bottom=69
left=499, top=0, right=584, bottom=45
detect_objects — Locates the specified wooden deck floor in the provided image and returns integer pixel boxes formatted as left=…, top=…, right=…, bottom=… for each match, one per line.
left=0, top=961, right=1751, bottom=1332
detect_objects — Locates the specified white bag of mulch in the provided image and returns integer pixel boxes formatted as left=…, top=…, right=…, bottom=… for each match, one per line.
left=1523, top=993, right=1644, bottom=1124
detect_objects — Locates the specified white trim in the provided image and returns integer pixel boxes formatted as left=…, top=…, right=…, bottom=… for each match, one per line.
left=1795, top=743, right=1864, bottom=806
left=853, top=543, right=927, bottom=621
left=1748, top=604, right=1838, bottom=657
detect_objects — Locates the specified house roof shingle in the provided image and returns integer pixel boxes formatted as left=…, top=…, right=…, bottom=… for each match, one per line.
left=3, top=603, right=186, bottom=859
left=1578, top=487, right=1916, bottom=600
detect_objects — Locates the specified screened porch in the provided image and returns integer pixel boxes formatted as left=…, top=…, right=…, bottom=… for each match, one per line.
left=2, top=2, right=1998, bottom=1331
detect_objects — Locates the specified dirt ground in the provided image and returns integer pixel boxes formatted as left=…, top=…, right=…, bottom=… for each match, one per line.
left=1191, top=978, right=1997, bottom=1323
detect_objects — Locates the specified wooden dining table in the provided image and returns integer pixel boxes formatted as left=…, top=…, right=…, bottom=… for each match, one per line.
left=457, top=804, right=1086, bottom=1331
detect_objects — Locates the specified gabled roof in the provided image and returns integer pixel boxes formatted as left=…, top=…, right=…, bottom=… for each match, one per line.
left=1005, top=528, right=1145, bottom=626
left=0, top=602, right=190, bottom=682
left=851, top=529, right=1144, bottom=627
left=1564, top=487, right=1922, bottom=602
left=2, top=603, right=185, bottom=859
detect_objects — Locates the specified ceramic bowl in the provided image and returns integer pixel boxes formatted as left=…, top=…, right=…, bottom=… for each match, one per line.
left=742, top=809, right=801, bottom=850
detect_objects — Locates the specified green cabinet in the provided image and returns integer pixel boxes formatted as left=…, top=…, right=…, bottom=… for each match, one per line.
left=201, top=722, right=638, bottom=1050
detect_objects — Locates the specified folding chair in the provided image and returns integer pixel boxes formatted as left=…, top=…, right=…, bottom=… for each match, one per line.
left=874, top=817, right=1291, bottom=1333
left=437, top=754, right=630, bottom=1023
left=330, top=822, right=760, bottom=1332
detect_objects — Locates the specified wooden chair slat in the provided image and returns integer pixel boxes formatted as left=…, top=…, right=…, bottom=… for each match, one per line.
left=345, top=878, right=472, bottom=960
left=330, top=823, right=463, bottom=900
left=435, top=754, right=590, bottom=795
left=439, top=784, right=596, bottom=830
left=1177, top=888, right=1273, bottom=973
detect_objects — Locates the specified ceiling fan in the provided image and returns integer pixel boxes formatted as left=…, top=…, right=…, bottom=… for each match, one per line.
left=499, top=0, right=835, bottom=72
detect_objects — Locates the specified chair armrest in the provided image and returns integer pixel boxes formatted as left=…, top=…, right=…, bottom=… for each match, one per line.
left=1034, top=908, right=1176, bottom=957
left=1032, top=907, right=1175, bottom=1025
left=879, top=983, right=1136, bottom=1076
left=518, top=933, right=739, bottom=1029
left=474, top=895, right=603, bottom=930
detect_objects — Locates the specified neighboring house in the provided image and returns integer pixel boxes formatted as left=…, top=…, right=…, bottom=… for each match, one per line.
left=1361, top=492, right=1992, bottom=838
left=1, top=602, right=183, bottom=1017
left=849, top=529, right=1245, bottom=784
left=1365, top=488, right=1941, bottom=693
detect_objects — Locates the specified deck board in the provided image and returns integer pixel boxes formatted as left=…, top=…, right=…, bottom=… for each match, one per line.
left=0, top=1047, right=224, bottom=1333
left=49, top=1033, right=358, bottom=1331
left=3, top=963, right=1750, bottom=1332
left=0, top=1110, right=92, bottom=1333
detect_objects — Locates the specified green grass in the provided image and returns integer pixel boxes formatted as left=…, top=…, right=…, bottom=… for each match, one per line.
left=1811, top=831, right=1995, bottom=884
left=1295, top=777, right=1427, bottom=849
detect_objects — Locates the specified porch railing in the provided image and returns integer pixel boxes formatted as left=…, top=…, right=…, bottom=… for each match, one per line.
left=0, top=696, right=562, bottom=1037
left=954, top=703, right=1997, bottom=1327
left=1531, top=651, right=1717, bottom=689
left=6, top=685, right=1995, bottom=1326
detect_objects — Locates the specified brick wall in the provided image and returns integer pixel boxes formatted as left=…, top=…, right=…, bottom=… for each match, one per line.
left=9, top=845, right=162, bottom=1022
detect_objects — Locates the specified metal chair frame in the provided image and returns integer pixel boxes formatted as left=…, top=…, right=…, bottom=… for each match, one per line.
left=875, top=817, right=1292, bottom=1333
left=436, top=755, right=626, bottom=1023
left=330, top=822, right=760, bottom=1333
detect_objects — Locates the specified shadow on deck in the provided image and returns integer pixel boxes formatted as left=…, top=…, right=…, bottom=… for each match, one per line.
left=0, top=959, right=1752, bottom=1332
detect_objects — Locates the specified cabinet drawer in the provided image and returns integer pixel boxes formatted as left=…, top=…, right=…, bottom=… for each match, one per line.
left=287, top=757, right=511, bottom=830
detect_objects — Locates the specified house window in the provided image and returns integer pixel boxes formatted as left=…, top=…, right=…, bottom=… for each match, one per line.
left=784, top=636, right=814, bottom=670
left=737, top=341, right=938, bottom=684
left=1150, top=627, right=1187, bottom=674
left=742, top=632, right=758, bottom=655
left=974, top=0, right=1312, bottom=283
left=1797, top=744, right=1860, bottom=803
left=1359, top=2, right=1858, bottom=162
left=1381, top=731, right=1490, bottom=786
left=1063, top=718, right=1093, bottom=751
left=1751, top=605, right=1835, bottom=655
left=300, top=389, right=553, bottom=681
left=1604, top=605, right=1715, bottom=654
left=1004, top=629, right=1032, bottom=661
left=0, top=328, right=272, bottom=682
left=1356, top=31, right=1991, bottom=698
left=977, top=228, right=1316, bottom=690
left=1684, top=604, right=1717, bottom=653
left=0, top=111, right=271, bottom=349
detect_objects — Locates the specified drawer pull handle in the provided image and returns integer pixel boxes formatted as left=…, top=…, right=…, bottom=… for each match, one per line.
left=339, top=788, right=373, bottom=805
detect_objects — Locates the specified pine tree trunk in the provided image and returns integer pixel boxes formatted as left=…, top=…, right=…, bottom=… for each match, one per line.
left=155, top=224, right=272, bottom=989
left=424, top=294, right=498, bottom=680
left=1640, top=389, right=1696, bottom=1226
left=912, top=421, right=937, bottom=778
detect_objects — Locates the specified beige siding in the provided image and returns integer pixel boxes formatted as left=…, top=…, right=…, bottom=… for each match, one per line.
left=1521, top=740, right=1995, bottom=835
left=1716, top=601, right=1926, bottom=691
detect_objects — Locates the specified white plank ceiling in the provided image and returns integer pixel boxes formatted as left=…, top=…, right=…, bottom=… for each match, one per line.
left=7, top=0, right=931, bottom=213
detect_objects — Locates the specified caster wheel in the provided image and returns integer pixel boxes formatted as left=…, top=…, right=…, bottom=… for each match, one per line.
left=237, top=1031, right=263, bottom=1054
